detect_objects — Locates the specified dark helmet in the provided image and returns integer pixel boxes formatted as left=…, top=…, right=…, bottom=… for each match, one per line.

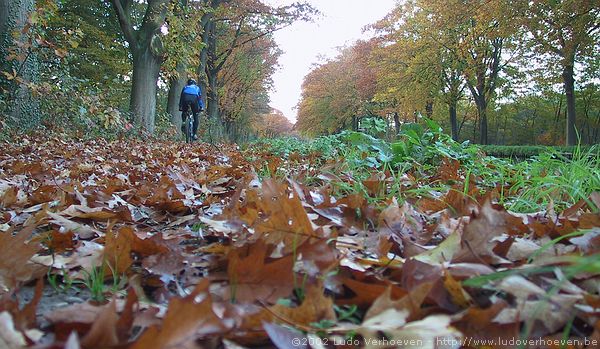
left=187, top=78, right=197, bottom=85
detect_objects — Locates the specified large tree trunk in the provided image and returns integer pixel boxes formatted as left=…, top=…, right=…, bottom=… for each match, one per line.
left=0, top=0, right=39, bottom=127
left=110, top=0, right=168, bottom=134
left=166, top=76, right=186, bottom=128
left=167, top=63, right=187, bottom=128
left=562, top=62, right=577, bottom=146
left=204, top=66, right=226, bottom=141
left=477, top=100, right=488, bottom=145
left=468, top=82, right=489, bottom=145
left=197, top=10, right=212, bottom=112
left=196, top=9, right=226, bottom=142
left=449, top=102, right=458, bottom=141
left=207, top=67, right=219, bottom=121
left=205, top=17, right=221, bottom=123
left=131, top=47, right=161, bottom=133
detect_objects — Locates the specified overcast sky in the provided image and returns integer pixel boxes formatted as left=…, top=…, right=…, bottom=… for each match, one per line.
left=264, top=0, right=397, bottom=122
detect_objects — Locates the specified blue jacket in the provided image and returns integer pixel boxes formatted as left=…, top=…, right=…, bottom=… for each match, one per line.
left=179, top=84, right=204, bottom=110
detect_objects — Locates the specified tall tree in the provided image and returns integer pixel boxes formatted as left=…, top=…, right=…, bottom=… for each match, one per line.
left=199, top=0, right=316, bottom=139
left=519, top=0, right=600, bottom=145
left=219, top=36, right=281, bottom=140
left=253, top=108, right=293, bottom=138
left=0, top=0, right=39, bottom=126
left=431, top=0, right=515, bottom=145
left=371, top=1, right=466, bottom=140
left=109, top=0, right=170, bottom=133
left=297, top=41, right=377, bottom=136
left=164, top=0, right=204, bottom=128
left=45, top=0, right=129, bottom=109
left=50, top=0, right=127, bottom=83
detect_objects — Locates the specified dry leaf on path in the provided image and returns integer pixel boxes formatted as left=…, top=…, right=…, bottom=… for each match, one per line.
left=0, top=227, right=43, bottom=293
left=131, top=279, right=230, bottom=349
left=227, top=240, right=295, bottom=304
left=0, top=311, right=27, bottom=349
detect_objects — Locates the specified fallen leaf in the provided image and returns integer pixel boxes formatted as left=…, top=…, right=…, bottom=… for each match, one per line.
left=263, top=322, right=308, bottom=349
left=364, top=282, right=433, bottom=320
left=452, top=200, right=525, bottom=264
left=0, top=227, right=43, bottom=293
left=131, top=279, right=230, bottom=349
left=103, top=225, right=134, bottom=276
left=46, top=211, right=101, bottom=239
left=442, top=271, right=472, bottom=309
left=0, top=311, right=26, bottom=349
left=79, top=300, right=119, bottom=349
left=227, top=240, right=295, bottom=304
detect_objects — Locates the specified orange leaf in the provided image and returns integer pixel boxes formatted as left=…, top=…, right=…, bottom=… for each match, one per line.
left=227, top=240, right=295, bottom=304
left=0, top=226, right=43, bottom=292
left=131, top=279, right=229, bottom=349
left=103, top=226, right=134, bottom=276
left=79, top=300, right=119, bottom=349
left=364, top=282, right=433, bottom=320
left=443, top=271, right=472, bottom=309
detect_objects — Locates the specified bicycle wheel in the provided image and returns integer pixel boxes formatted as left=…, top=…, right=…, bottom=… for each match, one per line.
left=186, top=114, right=194, bottom=143
left=183, top=111, right=192, bottom=143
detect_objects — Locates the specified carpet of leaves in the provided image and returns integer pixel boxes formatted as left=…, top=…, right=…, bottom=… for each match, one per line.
left=1, top=136, right=599, bottom=349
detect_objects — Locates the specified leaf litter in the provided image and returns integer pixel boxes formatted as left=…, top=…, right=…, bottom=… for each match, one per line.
left=0, top=135, right=599, bottom=348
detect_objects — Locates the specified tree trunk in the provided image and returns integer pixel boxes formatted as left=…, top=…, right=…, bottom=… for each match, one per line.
left=0, top=0, right=39, bottom=127
left=207, top=68, right=219, bottom=121
left=131, top=47, right=161, bottom=133
left=448, top=104, right=458, bottom=142
left=110, top=0, right=168, bottom=134
left=225, top=119, right=235, bottom=140
left=167, top=64, right=187, bottom=128
left=449, top=103, right=458, bottom=141
left=562, top=63, right=577, bottom=146
left=471, top=93, right=488, bottom=145
left=479, top=105, right=488, bottom=145
left=393, top=112, right=400, bottom=135
left=593, top=111, right=600, bottom=144
left=473, top=112, right=479, bottom=142
left=425, top=101, right=433, bottom=118
left=205, top=67, right=226, bottom=141
left=197, top=10, right=212, bottom=114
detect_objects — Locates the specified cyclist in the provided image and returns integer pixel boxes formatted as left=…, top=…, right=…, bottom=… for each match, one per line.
left=178, top=78, right=204, bottom=140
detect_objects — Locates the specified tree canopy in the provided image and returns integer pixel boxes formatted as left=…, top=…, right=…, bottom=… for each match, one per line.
left=0, top=0, right=316, bottom=141
left=296, top=0, right=600, bottom=145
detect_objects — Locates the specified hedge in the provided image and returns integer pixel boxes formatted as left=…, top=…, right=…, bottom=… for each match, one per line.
left=479, top=145, right=600, bottom=159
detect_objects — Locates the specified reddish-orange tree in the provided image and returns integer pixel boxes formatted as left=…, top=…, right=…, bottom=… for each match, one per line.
left=296, top=40, right=377, bottom=136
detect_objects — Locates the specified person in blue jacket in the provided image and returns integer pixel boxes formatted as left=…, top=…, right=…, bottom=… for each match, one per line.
left=179, top=78, right=205, bottom=140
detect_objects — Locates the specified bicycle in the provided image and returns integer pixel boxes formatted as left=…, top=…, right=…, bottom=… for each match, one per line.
left=182, top=108, right=194, bottom=143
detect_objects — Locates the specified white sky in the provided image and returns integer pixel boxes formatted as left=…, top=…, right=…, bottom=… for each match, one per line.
left=265, top=0, right=397, bottom=123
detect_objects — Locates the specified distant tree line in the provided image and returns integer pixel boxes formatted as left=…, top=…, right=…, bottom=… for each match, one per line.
left=296, top=0, right=600, bottom=146
left=0, top=0, right=316, bottom=141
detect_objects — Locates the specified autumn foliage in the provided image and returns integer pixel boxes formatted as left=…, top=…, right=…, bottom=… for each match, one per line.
left=252, top=108, right=294, bottom=138
left=1, top=135, right=600, bottom=348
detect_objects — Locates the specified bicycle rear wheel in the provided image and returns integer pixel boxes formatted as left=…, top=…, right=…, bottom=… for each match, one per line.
left=183, top=111, right=193, bottom=143
left=186, top=115, right=194, bottom=143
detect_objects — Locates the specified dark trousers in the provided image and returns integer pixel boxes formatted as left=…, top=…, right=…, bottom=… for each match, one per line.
left=180, top=95, right=200, bottom=136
